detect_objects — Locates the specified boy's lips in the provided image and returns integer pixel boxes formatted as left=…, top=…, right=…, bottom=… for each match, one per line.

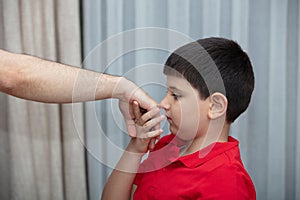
left=167, top=116, right=172, bottom=123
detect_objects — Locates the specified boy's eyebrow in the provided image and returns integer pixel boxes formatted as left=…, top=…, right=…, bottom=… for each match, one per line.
left=168, top=86, right=183, bottom=92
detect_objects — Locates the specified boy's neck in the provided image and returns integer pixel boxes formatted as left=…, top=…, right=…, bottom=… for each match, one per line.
left=180, top=121, right=231, bottom=156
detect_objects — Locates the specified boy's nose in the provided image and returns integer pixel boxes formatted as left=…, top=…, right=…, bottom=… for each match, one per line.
left=159, top=96, right=170, bottom=110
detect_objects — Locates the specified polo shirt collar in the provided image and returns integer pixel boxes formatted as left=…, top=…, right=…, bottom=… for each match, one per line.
left=139, top=134, right=239, bottom=172
left=177, top=136, right=239, bottom=168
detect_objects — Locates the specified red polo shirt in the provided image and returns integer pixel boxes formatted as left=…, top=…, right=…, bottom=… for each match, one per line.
left=134, top=134, right=256, bottom=200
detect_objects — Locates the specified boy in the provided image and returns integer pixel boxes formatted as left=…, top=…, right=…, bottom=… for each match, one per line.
left=102, top=37, right=256, bottom=199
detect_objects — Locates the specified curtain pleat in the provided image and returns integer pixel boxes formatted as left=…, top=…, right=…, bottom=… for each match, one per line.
left=0, top=0, right=87, bottom=199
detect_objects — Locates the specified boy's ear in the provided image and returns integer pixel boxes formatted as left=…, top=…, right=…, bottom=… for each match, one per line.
left=208, top=92, right=228, bottom=120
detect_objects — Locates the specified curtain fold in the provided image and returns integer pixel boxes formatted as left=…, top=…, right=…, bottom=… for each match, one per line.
left=0, top=0, right=87, bottom=199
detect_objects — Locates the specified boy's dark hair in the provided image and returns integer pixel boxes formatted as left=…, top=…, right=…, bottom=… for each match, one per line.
left=163, top=37, right=254, bottom=123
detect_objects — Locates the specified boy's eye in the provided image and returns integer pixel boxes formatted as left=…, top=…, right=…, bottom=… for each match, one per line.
left=171, top=93, right=181, bottom=100
left=166, top=90, right=181, bottom=100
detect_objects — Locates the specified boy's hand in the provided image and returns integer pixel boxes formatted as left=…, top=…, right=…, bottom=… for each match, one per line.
left=126, top=101, right=164, bottom=154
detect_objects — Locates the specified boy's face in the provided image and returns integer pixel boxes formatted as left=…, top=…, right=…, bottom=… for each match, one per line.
left=159, top=75, right=211, bottom=141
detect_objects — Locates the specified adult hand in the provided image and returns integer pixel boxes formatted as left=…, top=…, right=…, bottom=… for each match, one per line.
left=114, top=77, right=158, bottom=138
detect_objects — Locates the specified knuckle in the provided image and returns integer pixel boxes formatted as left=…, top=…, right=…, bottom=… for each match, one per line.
left=141, top=114, right=149, bottom=122
left=143, top=123, right=149, bottom=129
left=145, top=133, right=150, bottom=138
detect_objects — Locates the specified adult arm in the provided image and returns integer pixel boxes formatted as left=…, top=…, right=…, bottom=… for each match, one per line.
left=0, top=49, right=153, bottom=103
left=0, top=50, right=158, bottom=136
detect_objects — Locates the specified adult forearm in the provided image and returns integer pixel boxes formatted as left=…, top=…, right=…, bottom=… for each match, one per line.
left=0, top=50, right=124, bottom=103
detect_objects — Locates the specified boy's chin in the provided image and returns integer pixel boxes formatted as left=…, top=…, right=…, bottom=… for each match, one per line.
left=172, top=132, right=194, bottom=142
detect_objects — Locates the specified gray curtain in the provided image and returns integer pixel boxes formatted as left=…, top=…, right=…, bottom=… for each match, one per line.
left=82, top=0, right=300, bottom=200
left=0, top=0, right=87, bottom=199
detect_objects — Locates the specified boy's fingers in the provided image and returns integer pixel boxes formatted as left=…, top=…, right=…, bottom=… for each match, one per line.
left=145, top=129, right=163, bottom=138
left=143, top=115, right=165, bottom=131
left=136, top=129, right=162, bottom=139
left=141, top=106, right=160, bottom=123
